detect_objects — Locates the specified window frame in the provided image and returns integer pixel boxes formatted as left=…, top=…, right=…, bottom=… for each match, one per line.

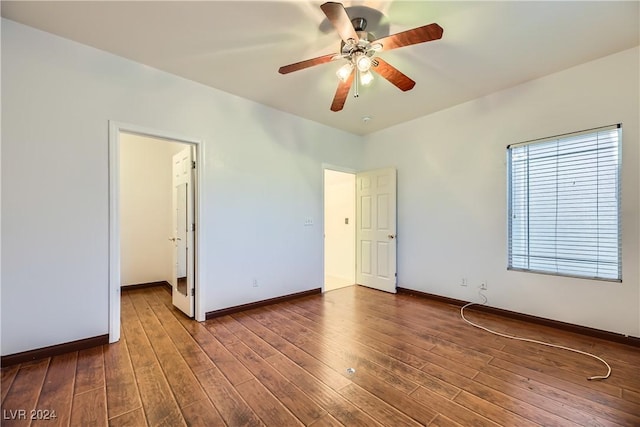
left=506, top=124, right=622, bottom=282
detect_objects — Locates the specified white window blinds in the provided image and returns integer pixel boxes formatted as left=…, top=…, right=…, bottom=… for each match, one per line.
left=507, top=125, right=621, bottom=281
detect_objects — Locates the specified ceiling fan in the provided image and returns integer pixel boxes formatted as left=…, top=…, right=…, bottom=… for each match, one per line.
left=278, top=2, right=443, bottom=112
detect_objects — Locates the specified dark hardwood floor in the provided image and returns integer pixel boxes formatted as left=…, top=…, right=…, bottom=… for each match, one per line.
left=2, top=285, right=639, bottom=426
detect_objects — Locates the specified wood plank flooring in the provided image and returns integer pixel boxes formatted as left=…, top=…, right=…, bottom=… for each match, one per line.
left=2, top=285, right=639, bottom=426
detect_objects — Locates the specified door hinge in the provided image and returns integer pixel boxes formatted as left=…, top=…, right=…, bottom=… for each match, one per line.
left=192, top=160, right=196, bottom=169
left=191, top=288, right=195, bottom=296
left=192, top=223, right=196, bottom=231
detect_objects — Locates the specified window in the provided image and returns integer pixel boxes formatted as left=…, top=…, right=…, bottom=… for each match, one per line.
left=507, top=125, right=621, bottom=281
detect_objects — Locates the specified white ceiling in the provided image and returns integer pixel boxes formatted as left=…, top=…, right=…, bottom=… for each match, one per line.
left=2, top=1, right=639, bottom=135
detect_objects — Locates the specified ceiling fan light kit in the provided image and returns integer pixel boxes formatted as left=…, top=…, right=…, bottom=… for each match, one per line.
left=355, top=52, right=372, bottom=72
left=336, top=62, right=354, bottom=82
left=278, top=2, right=443, bottom=112
left=360, top=70, right=374, bottom=86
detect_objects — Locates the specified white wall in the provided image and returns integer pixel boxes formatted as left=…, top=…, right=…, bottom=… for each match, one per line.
left=1, top=19, right=363, bottom=355
left=363, top=47, right=640, bottom=338
left=324, top=170, right=355, bottom=291
left=2, top=18, right=638, bottom=357
left=120, top=134, right=184, bottom=287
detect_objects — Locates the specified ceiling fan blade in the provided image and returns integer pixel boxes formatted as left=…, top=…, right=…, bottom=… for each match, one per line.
left=372, top=58, right=415, bottom=91
left=331, top=71, right=354, bottom=112
left=321, top=2, right=359, bottom=44
left=375, top=23, right=443, bottom=52
left=278, top=53, right=337, bottom=74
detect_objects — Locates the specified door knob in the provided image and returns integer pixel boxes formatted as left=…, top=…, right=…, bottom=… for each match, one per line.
left=388, top=234, right=396, bottom=239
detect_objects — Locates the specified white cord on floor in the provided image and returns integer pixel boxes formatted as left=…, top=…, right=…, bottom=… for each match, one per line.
left=460, top=291, right=611, bottom=381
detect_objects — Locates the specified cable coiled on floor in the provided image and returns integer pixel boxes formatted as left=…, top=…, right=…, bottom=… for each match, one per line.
left=460, top=292, right=611, bottom=380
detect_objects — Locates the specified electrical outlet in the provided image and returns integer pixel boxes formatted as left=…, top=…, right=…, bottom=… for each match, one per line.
left=460, top=278, right=468, bottom=287
left=252, top=279, right=258, bottom=288
left=480, top=281, right=487, bottom=290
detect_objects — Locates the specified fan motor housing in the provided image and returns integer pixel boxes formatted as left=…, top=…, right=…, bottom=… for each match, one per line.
left=340, top=18, right=375, bottom=55
left=351, top=17, right=367, bottom=31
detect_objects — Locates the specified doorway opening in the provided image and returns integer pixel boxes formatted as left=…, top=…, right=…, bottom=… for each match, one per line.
left=108, top=122, right=204, bottom=344
left=323, top=166, right=398, bottom=295
left=323, top=168, right=356, bottom=292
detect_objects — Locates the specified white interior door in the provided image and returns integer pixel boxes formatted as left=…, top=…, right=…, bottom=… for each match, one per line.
left=356, top=168, right=397, bottom=293
left=172, top=147, right=195, bottom=316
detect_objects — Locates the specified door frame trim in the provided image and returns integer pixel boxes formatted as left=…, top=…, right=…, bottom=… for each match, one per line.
left=108, top=121, right=205, bottom=343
